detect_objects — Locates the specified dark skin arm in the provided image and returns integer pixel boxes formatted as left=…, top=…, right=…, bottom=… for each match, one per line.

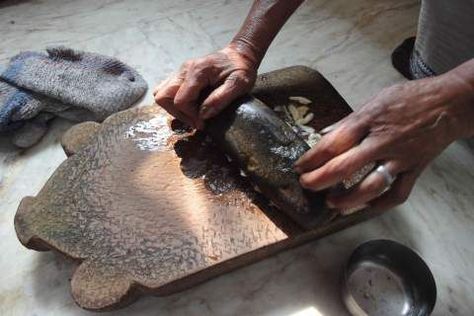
left=153, top=0, right=304, bottom=129
left=155, top=2, right=474, bottom=214
left=295, top=58, right=474, bottom=211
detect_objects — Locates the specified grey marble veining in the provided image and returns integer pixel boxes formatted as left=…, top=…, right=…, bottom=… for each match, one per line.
left=1, top=0, right=473, bottom=315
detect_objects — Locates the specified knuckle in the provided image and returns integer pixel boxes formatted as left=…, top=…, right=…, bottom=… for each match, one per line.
left=240, top=75, right=253, bottom=87
left=332, top=167, right=347, bottom=181
left=336, top=124, right=364, bottom=145
left=394, top=190, right=409, bottom=204
left=196, top=56, right=214, bottom=68
left=155, top=98, right=169, bottom=109
left=227, top=72, right=248, bottom=85
left=193, top=72, right=207, bottom=82
left=170, top=75, right=184, bottom=86
left=191, top=60, right=204, bottom=72
left=188, top=83, right=202, bottom=91
left=319, top=145, right=337, bottom=158
left=173, top=97, right=185, bottom=109
left=191, top=67, right=210, bottom=81
left=237, top=72, right=253, bottom=84
left=195, top=57, right=210, bottom=67
left=299, top=174, right=315, bottom=189
left=182, top=60, right=193, bottom=69
left=154, top=93, right=167, bottom=103
left=338, top=121, right=355, bottom=133
left=324, top=162, right=346, bottom=180
left=400, top=190, right=410, bottom=203
left=366, top=178, right=382, bottom=193
left=184, top=78, right=201, bottom=90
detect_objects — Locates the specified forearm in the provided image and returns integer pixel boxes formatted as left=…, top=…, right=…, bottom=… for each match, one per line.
left=440, top=58, right=474, bottom=139
left=230, top=0, right=305, bottom=68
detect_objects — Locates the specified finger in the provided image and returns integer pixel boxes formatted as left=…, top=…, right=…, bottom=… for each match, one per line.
left=175, top=70, right=210, bottom=104
left=295, top=118, right=368, bottom=173
left=319, top=116, right=352, bottom=135
left=326, top=160, right=402, bottom=209
left=154, top=78, right=195, bottom=127
left=154, top=75, right=184, bottom=105
left=199, top=70, right=254, bottom=120
left=370, top=169, right=420, bottom=211
left=299, top=139, right=378, bottom=191
left=174, top=73, right=210, bottom=128
left=158, top=99, right=195, bottom=127
left=153, top=78, right=168, bottom=96
left=153, top=70, right=182, bottom=96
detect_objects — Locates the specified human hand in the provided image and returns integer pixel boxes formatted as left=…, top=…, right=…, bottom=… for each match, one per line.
left=295, top=73, right=474, bottom=212
left=153, top=44, right=258, bottom=129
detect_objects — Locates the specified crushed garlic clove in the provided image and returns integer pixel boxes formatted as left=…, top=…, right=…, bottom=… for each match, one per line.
left=306, top=133, right=322, bottom=147
left=297, top=106, right=310, bottom=117
left=298, top=124, right=316, bottom=135
left=341, top=204, right=368, bottom=216
left=288, top=104, right=300, bottom=122
left=282, top=105, right=293, bottom=121
left=289, top=96, right=312, bottom=105
left=297, top=112, right=314, bottom=125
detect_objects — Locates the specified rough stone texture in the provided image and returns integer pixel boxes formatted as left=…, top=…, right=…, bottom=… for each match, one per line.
left=61, top=121, right=101, bottom=157
left=16, top=104, right=291, bottom=311
left=14, top=67, right=386, bottom=311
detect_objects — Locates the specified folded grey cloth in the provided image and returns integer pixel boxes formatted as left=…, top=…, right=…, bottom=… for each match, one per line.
left=0, top=47, right=147, bottom=148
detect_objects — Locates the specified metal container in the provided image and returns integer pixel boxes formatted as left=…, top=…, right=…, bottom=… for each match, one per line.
left=342, top=240, right=436, bottom=316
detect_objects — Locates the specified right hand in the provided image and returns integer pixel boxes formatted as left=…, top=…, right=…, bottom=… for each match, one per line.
left=153, top=44, right=258, bottom=129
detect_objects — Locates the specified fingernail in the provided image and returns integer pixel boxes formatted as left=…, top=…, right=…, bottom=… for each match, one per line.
left=341, top=204, right=368, bottom=216
left=326, top=199, right=336, bottom=209
left=196, top=120, right=205, bottom=131
left=320, top=123, right=336, bottom=135
left=199, top=105, right=209, bottom=115
left=200, top=106, right=217, bottom=120
left=294, top=165, right=302, bottom=174
left=294, top=157, right=303, bottom=167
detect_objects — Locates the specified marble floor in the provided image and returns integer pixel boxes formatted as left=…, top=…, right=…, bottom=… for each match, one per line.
left=0, top=0, right=473, bottom=315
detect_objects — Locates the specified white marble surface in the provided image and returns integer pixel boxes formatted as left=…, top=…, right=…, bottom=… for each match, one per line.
left=0, top=0, right=473, bottom=315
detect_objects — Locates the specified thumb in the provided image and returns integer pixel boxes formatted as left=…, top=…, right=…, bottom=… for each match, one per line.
left=199, top=71, right=254, bottom=120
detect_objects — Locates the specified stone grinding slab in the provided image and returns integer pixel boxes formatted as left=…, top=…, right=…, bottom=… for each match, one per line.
left=14, top=66, right=389, bottom=311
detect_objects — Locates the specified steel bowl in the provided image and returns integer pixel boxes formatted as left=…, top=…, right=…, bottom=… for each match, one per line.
left=342, top=239, right=436, bottom=316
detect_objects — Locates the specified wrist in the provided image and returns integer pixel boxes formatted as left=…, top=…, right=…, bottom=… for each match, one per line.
left=440, top=62, right=474, bottom=139
left=227, top=39, right=263, bottom=70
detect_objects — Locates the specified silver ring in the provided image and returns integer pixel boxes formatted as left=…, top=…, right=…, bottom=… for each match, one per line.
left=375, top=164, right=396, bottom=194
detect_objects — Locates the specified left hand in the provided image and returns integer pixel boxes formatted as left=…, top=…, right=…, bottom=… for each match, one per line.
left=294, top=74, right=472, bottom=212
left=153, top=44, right=258, bottom=130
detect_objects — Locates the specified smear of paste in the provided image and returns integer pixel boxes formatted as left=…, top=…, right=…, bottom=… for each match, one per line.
left=125, top=115, right=171, bottom=151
